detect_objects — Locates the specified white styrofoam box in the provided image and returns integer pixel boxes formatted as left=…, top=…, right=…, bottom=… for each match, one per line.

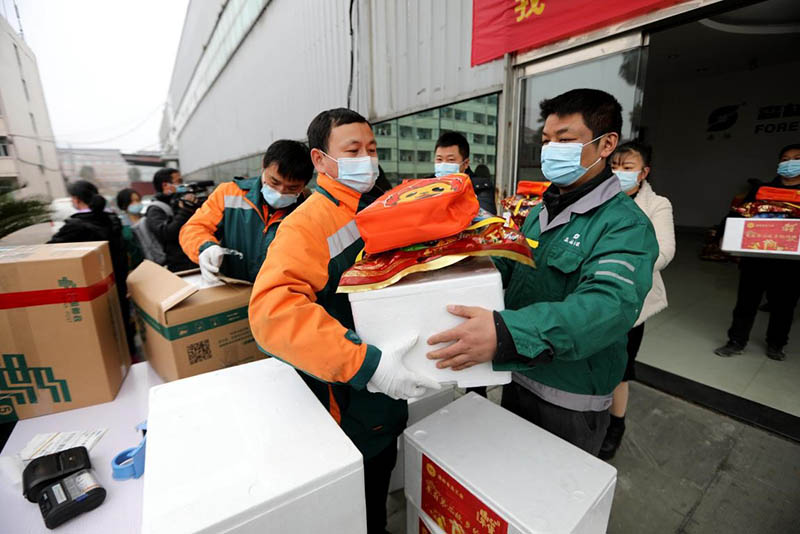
left=142, top=358, right=366, bottom=534
left=349, top=257, right=511, bottom=388
left=721, top=217, right=800, bottom=258
left=405, top=394, right=617, bottom=534
left=407, top=501, right=446, bottom=534
left=389, top=386, right=457, bottom=493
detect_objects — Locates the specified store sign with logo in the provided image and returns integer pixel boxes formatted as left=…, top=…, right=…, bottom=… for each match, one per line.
left=705, top=102, right=800, bottom=141
left=471, top=0, right=683, bottom=66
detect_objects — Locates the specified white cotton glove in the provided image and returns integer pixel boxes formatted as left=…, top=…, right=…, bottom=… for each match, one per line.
left=367, top=335, right=441, bottom=400
left=198, top=245, right=225, bottom=283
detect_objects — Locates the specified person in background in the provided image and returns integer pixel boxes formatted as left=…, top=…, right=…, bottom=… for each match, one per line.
left=116, top=188, right=145, bottom=270
left=434, top=131, right=497, bottom=214
left=148, top=167, right=198, bottom=272
left=600, top=141, right=675, bottom=460
left=715, top=144, right=800, bottom=361
left=426, top=89, right=659, bottom=456
left=179, top=140, right=313, bottom=283
left=49, top=180, right=135, bottom=357
left=249, top=108, right=437, bottom=533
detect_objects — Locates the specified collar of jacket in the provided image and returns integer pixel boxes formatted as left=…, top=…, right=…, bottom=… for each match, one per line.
left=633, top=180, right=656, bottom=208
left=539, top=168, right=621, bottom=233
left=316, top=173, right=362, bottom=212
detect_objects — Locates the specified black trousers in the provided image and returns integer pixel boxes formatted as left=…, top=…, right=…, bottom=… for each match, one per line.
left=363, top=439, right=398, bottom=534
left=501, top=381, right=610, bottom=456
left=623, top=323, right=645, bottom=382
left=728, top=258, right=800, bottom=348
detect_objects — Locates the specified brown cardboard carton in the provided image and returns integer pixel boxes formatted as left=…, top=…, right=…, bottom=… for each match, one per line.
left=126, top=261, right=264, bottom=382
left=0, top=242, right=131, bottom=422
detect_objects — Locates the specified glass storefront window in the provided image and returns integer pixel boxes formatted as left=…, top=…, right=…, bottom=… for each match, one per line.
left=374, top=93, right=500, bottom=186
left=516, top=49, right=645, bottom=182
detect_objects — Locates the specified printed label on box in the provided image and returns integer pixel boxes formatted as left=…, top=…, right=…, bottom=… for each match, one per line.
left=740, top=220, right=800, bottom=252
left=0, top=353, right=71, bottom=423
left=419, top=517, right=432, bottom=534
left=421, top=454, right=508, bottom=534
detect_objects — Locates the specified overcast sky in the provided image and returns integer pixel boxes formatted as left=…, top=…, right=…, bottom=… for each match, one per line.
left=3, top=0, right=188, bottom=152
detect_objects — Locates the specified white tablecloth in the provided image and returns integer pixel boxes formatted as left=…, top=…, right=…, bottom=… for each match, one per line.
left=0, top=362, right=162, bottom=534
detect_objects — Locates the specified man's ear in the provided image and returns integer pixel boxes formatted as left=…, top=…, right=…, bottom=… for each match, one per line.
left=640, top=166, right=651, bottom=182
left=462, top=157, right=470, bottom=171
left=310, top=148, right=328, bottom=175
left=600, top=133, right=619, bottom=159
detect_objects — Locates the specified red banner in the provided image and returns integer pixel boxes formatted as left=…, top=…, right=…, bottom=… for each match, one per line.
left=741, top=220, right=800, bottom=252
left=472, top=0, right=685, bottom=66
left=421, top=454, right=508, bottom=534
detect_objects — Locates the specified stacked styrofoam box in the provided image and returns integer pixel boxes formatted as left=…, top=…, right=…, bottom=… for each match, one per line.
left=388, top=386, right=457, bottom=493
left=404, top=394, right=617, bottom=534
left=142, top=358, right=366, bottom=534
left=349, top=257, right=511, bottom=388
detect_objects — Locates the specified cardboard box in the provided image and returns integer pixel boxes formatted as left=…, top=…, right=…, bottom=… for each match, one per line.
left=142, top=358, right=367, bottom=534
left=0, top=243, right=130, bottom=422
left=349, top=257, right=511, bottom=388
left=405, top=394, right=617, bottom=534
left=389, top=386, right=456, bottom=493
left=721, top=217, right=800, bottom=258
left=126, top=260, right=263, bottom=382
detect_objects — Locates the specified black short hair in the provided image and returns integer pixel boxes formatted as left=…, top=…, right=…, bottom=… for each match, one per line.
left=153, top=167, right=179, bottom=193
left=116, top=188, right=138, bottom=211
left=262, top=140, right=314, bottom=184
left=613, top=140, right=652, bottom=167
left=779, top=144, right=800, bottom=159
left=539, top=89, right=623, bottom=139
left=474, top=164, right=491, bottom=178
left=67, top=180, right=106, bottom=213
left=307, top=108, right=370, bottom=152
left=435, top=131, right=470, bottom=160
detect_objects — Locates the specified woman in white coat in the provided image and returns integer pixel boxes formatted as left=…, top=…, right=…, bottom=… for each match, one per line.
left=600, top=141, right=676, bottom=460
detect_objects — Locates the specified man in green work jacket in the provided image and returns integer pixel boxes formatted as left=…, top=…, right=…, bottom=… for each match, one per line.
left=427, top=89, right=659, bottom=455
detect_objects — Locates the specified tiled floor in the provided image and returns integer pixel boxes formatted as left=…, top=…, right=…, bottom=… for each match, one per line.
left=637, top=232, right=800, bottom=417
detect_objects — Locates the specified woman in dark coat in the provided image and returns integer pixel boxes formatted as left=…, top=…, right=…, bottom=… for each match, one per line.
left=48, top=180, right=135, bottom=357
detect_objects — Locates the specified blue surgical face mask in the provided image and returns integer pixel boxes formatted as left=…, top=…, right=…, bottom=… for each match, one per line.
left=261, top=183, right=299, bottom=209
left=777, top=159, right=800, bottom=178
left=174, top=184, right=189, bottom=194
left=540, top=134, right=605, bottom=186
left=434, top=162, right=462, bottom=177
left=127, top=203, right=144, bottom=215
left=322, top=152, right=379, bottom=193
left=614, top=170, right=641, bottom=192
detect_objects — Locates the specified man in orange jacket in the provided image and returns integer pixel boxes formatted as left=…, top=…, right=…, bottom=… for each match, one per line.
left=249, top=108, right=437, bottom=533
left=180, top=140, right=312, bottom=283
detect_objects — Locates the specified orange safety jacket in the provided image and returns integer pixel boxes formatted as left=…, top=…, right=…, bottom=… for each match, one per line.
left=179, top=177, right=303, bottom=282
left=248, top=173, right=407, bottom=458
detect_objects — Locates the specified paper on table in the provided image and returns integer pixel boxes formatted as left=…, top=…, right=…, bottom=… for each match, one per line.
left=18, top=429, right=108, bottom=461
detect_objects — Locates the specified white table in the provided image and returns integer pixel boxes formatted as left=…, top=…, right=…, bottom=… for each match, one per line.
left=0, top=362, right=162, bottom=534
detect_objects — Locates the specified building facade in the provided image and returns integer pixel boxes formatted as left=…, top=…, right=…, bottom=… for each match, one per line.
left=0, top=13, right=65, bottom=198
left=57, top=147, right=131, bottom=196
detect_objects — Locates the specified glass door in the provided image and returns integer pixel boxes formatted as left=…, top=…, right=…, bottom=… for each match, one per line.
left=513, top=33, right=648, bottom=185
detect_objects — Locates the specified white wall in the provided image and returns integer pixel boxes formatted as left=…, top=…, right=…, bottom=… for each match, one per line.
left=0, top=15, right=65, bottom=199
left=170, top=0, right=505, bottom=176
left=359, top=0, right=504, bottom=122
left=167, top=0, right=225, bottom=113
left=176, top=0, right=353, bottom=175
left=643, top=61, right=800, bottom=228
